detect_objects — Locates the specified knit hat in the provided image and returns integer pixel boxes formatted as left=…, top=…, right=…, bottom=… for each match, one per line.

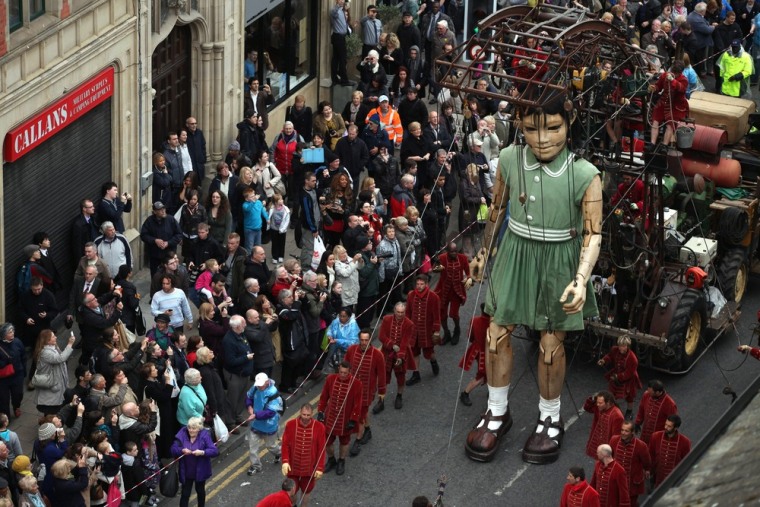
left=38, top=422, right=57, bottom=441
left=368, top=113, right=381, bottom=125
left=23, top=244, right=39, bottom=258
left=11, top=455, right=31, bottom=475
left=155, top=313, right=171, bottom=324
left=229, top=141, right=241, bottom=151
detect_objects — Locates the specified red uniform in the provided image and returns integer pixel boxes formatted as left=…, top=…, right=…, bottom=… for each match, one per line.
left=459, top=313, right=488, bottom=382
left=584, top=398, right=624, bottom=458
left=281, top=417, right=326, bottom=494
left=635, top=391, right=678, bottom=444
left=434, top=253, right=469, bottom=321
left=406, top=286, right=441, bottom=358
left=256, top=490, right=293, bottom=507
left=511, top=46, right=549, bottom=84
left=378, top=314, right=416, bottom=385
left=601, top=347, right=642, bottom=403
left=560, top=480, right=601, bottom=507
left=318, top=373, right=363, bottom=444
left=345, top=344, right=386, bottom=422
left=591, top=460, right=630, bottom=507
left=610, top=434, right=651, bottom=503
left=651, top=71, right=689, bottom=126
left=610, top=179, right=645, bottom=213
left=748, top=346, right=760, bottom=361
left=649, top=430, right=691, bottom=487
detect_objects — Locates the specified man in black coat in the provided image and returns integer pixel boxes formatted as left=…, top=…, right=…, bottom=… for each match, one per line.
left=244, top=309, right=276, bottom=379
left=118, top=401, right=158, bottom=451
left=396, top=11, right=422, bottom=58
left=185, top=116, right=208, bottom=182
left=139, top=202, right=183, bottom=275
left=334, top=125, right=370, bottom=194
left=70, top=198, right=99, bottom=265
left=342, top=215, right=371, bottom=256
left=18, top=278, right=58, bottom=348
left=237, top=109, right=265, bottom=161
left=397, top=87, right=430, bottom=133
left=422, top=110, right=453, bottom=156
left=243, top=246, right=271, bottom=296
left=79, top=291, right=122, bottom=366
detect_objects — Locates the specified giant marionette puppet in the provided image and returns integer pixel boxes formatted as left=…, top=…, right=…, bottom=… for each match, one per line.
left=465, top=90, right=602, bottom=464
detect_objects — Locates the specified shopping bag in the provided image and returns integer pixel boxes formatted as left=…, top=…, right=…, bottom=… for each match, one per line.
left=166, top=366, right=181, bottom=398
left=312, top=235, right=326, bottom=271
left=213, top=414, right=229, bottom=443
left=159, top=460, right=179, bottom=498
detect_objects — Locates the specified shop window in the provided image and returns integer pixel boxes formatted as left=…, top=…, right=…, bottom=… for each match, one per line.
left=244, top=0, right=316, bottom=105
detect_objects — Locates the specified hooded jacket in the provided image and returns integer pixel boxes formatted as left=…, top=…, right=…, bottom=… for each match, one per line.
left=246, top=381, right=282, bottom=435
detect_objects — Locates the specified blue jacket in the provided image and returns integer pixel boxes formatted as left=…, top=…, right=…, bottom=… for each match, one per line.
left=223, top=330, right=254, bottom=377
left=687, top=11, right=716, bottom=48
left=171, top=426, right=219, bottom=482
left=246, top=381, right=282, bottom=435
left=242, top=199, right=269, bottom=231
left=177, top=384, right=207, bottom=426
left=326, top=317, right=360, bottom=351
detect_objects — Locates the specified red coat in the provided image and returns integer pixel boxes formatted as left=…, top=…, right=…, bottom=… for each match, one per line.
left=591, top=460, right=630, bottom=507
left=281, top=418, right=326, bottom=477
left=584, top=398, right=624, bottom=458
left=609, top=179, right=645, bottom=216
left=256, top=490, right=293, bottom=507
left=511, top=46, right=549, bottom=83
left=601, top=347, right=642, bottom=402
left=651, top=71, right=689, bottom=124
left=318, top=373, right=363, bottom=437
left=345, top=344, right=386, bottom=408
left=649, top=430, right=691, bottom=487
left=434, top=253, right=469, bottom=303
left=560, top=481, right=601, bottom=507
left=405, top=286, right=441, bottom=348
left=459, top=314, right=488, bottom=381
left=635, top=391, right=678, bottom=444
left=609, top=435, right=651, bottom=497
left=379, top=314, right=416, bottom=371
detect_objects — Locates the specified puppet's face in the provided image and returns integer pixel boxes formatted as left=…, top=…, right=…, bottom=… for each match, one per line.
left=522, top=112, right=569, bottom=162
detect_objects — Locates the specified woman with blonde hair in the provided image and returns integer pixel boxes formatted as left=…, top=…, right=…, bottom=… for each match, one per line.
left=232, top=166, right=255, bottom=233
left=34, top=329, right=76, bottom=415
left=18, top=476, right=46, bottom=507
left=380, top=33, right=404, bottom=79
left=171, top=416, right=219, bottom=507
left=253, top=295, right=281, bottom=363
left=50, top=455, right=88, bottom=507
left=342, top=90, right=370, bottom=136
left=195, top=347, right=232, bottom=427
left=359, top=176, right=387, bottom=217
left=333, top=245, right=362, bottom=309
left=197, top=302, right=229, bottom=378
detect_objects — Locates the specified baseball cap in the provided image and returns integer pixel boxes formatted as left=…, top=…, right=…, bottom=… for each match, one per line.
left=378, top=95, right=389, bottom=103
left=471, top=138, right=484, bottom=147
left=152, top=201, right=166, bottom=210
left=254, top=372, right=270, bottom=387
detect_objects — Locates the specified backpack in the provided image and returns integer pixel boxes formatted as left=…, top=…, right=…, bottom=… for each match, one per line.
left=265, top=392, right=286, bottom=415
left=16, top=262, right=31, bottom=293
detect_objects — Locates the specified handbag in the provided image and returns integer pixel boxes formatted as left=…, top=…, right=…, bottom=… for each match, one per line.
left=213, top=414, right=229, bottom=443
left=30, top=369, right=54, bottom=389
left=0, top=347, right=14, bottom=379
left=135, top=304, right=147, bottom=335
left=159, top=459, right=180, bottom=498
left=114, top=320, right=135, bottom=349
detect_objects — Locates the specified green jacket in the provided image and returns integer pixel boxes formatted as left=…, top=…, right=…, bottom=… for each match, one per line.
left=358, top=251, right=380, bottom=297
left=719, top=51, right=753, bottom=97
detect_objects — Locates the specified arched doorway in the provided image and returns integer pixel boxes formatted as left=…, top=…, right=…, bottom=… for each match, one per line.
left=152, top=24, right=192, bottom=152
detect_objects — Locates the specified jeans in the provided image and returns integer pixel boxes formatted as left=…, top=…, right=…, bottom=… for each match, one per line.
left=244, top=229, right=262, bottom=252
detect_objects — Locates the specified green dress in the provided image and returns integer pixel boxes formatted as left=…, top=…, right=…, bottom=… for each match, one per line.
left=485, top=145, right=599, bottom=331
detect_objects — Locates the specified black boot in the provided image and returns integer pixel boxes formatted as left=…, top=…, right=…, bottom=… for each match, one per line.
left=431, top=360, right=440, bottom=376
left=442, top=326, right=451, bottom=345
left=406, top=371, right=421, bottom=386
left=359, top=427, right=372, bottom=444
left=451, top=319, right=461, bottom=345
left=372, top=398, right=385, bottom=414
left=336, top=458, right=346, bottom=475
left=324, top=457, right=337, bottom=473
left=349, top=440, right=361, bottom=457
left=460, top=391, right=472, bottom=406
left=394, top=394, right=403, bottom=409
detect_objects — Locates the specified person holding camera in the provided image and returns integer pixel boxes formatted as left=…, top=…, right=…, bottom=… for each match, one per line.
left=313, top=102, right=346, bottom=151
left=34, top=330, right=76, bottom=415
left=96, top=182, right=132, bottom=234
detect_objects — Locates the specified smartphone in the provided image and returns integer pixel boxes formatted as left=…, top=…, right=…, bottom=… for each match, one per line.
left=266, top=78, right=271, bottom=87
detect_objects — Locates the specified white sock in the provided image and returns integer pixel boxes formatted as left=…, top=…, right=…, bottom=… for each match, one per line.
left=477, top=385, right=509, bottom=430
left=536, top=396, right=561, bottom=438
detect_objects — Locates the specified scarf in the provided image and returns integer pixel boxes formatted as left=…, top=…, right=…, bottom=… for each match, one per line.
left=349, top=103, right=360, bottom=124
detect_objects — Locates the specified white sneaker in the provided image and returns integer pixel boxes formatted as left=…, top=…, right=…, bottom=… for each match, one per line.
left=278, top=257, right=284, bottom=263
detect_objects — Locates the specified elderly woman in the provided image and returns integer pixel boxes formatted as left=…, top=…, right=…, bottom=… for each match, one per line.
left=333, top=245, right=361, bottom=310
left=0, top=323, right=26, bottom=421
left=270, top=121, right=303, bottom=197
left=356, top=50, right=387, bottom=93
left=196, top=347, right=233, bottom=428
left=18, top=476, right=45, bottom=507
left=33, top=330, right=75, bottom=415
left=177, top=368, right=207, bottom=427
left=50, top=456, right=88, bottom=507
left=36, top=422, right=68, bottom=499
left=171, top=416, right=219, bottom=507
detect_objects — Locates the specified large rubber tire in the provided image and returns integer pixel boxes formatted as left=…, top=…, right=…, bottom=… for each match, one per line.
left=717, top=247, right=748, bottom=304
left=667, top=289, right=706, bottom=371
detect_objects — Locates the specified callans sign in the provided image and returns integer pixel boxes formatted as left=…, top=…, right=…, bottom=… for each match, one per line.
left=3, top=66, right=114, bottom=162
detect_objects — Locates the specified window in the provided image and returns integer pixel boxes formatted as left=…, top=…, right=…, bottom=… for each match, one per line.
left=244, top=0, right=316, bottom=105
left=9, top=0, right=46, bottom=32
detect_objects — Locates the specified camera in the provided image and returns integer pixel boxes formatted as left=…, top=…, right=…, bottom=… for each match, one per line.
left=362, top=224, right=370, bottom=231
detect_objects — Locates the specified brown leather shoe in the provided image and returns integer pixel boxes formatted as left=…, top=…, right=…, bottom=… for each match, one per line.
left=522, top=416, right=565, bottom=464
left=464, top=409, right=513, bottom=462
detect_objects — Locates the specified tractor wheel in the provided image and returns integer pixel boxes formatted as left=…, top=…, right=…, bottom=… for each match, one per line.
left=667, top=289, right=706, bottom=371
left=717, top=247, right=748, bottom=304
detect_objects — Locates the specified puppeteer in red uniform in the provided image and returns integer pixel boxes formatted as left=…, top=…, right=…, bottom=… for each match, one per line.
left=434, top=243, right=472, bottom=345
